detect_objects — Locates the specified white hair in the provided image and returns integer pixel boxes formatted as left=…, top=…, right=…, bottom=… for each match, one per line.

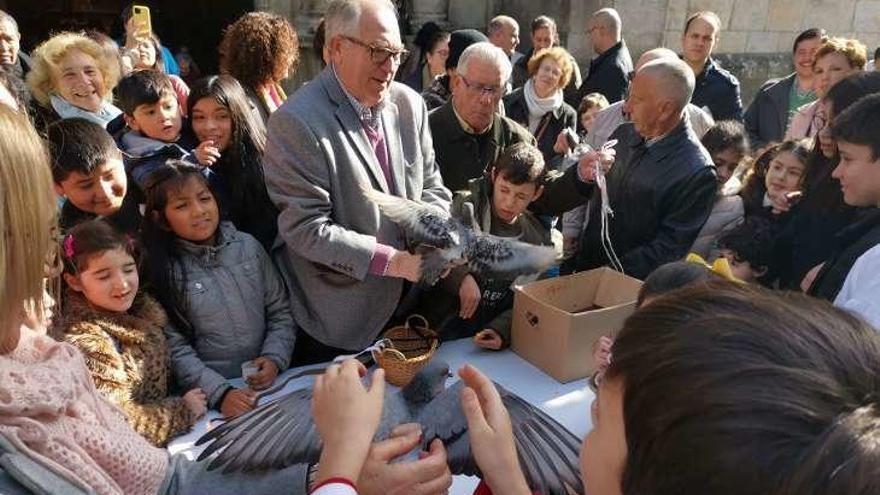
left=457, top=41, right=512, bottom=83
left=592, top=8, right=622, bottom=38
left=638, top=58, right=695, bottom=110
left=325, top=0, right=397, bottom=40
left=635, top=47, right=678, bottom=70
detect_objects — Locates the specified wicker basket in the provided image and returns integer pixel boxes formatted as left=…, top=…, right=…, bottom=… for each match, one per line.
left=373, top=315, right=439, bottom=387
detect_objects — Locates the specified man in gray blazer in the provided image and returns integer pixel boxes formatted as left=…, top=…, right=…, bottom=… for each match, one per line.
left=264, top=0, right=452, bottom=362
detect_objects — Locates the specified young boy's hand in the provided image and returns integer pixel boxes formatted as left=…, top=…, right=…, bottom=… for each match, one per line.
left=220, top=388, right=256, bottom=418
left=195, top=140, right=222, bottom=166
left=458, top=364, right=531, bottom=495
left=313, top=360, right=385, bottom=486
left=474, top=329, right=503, bottom=350
left=459, top=274, right=482, bottom=319
left=246, top=356, right=278, bottom=390
left=182, top=387, right=207, bottom=419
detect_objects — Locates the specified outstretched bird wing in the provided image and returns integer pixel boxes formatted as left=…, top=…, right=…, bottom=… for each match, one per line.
left=195, top=389, right=322, bottom=473
left=419, top=381, right=584, bottom=495
left=361, top=185, right=457, bottom=248
left=466, top=235, right=558, bottom=280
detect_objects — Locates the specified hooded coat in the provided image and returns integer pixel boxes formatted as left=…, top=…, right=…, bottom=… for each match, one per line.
left=52, top=290, right=195, bottom=447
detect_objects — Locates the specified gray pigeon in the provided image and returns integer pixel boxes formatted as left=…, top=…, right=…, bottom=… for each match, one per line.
left=362, top=186, right=558, bottom=286
left=196, top=360, right=584, bottom=495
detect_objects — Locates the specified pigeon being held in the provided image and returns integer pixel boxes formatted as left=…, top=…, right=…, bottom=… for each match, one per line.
left=361, top=185, right=557, bottom=285
left=196, top=359, right=584, bottom=495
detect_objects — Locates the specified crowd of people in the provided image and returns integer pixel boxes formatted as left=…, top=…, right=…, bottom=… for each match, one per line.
left=1, top=0, right=880, bottom=494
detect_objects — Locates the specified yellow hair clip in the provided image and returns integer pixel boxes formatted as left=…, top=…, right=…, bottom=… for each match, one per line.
left=685, top=253, right=744, bottom=283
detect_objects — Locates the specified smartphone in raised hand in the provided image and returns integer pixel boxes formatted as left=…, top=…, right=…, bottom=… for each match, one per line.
left=131, top=5, right=152, bottom=40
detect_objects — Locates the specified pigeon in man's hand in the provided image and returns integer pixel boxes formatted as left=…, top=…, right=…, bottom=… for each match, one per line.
left=361, top=185, right=557, bottom=285
left=196, top=360, right=584, bottom=495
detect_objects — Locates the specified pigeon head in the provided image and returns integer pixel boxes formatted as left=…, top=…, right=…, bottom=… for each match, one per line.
left=401, top=359, right=451, bottom=404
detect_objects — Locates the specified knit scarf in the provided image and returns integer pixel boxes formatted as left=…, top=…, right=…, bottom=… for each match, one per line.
left=0, top=326, right=169, bottom=495
left=523, top=79, right=562, bottom=134
left=259, top=82, right=288, bottom=114
left=50, top=94, right=122, bottom=127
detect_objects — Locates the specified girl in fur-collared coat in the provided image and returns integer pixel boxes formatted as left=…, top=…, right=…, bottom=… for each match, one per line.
left=53, top=219, right=206, bottom=447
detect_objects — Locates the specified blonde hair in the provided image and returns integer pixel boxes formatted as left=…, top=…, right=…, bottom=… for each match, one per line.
left=26, top=32, right=121, bottom=107
left=0, top=105, right=55, bottom=345
left=527, top=46, right=574, bottom=90
left=814, top=37, right=868, bottom=70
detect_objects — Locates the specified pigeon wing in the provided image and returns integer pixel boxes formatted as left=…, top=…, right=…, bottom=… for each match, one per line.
left=417, top=381, right=479, bottom=476
left=195, top=388, right=322, bottom=473
left=466, top=235, right=557, bottom=280
left=419, top=381, right=584, bottom=495
left=362, top=185, right=456, bottom=248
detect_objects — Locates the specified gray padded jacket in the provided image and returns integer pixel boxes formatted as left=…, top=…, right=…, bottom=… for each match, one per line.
left=164, top=222, right=296, bottom=408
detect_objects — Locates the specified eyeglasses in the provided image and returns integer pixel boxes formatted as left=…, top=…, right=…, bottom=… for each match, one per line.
left=341, top=35, right=408, bottom=65
left=459, top=74, right=504, bottom=99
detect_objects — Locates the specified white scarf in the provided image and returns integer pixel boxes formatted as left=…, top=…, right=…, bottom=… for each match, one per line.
left=50, top=94, right=122, bottom=127
left=523, top=79, right=562, bottom=134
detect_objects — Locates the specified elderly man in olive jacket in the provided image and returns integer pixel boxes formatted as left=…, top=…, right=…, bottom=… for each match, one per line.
left=429, top=42, right=593, bottom=215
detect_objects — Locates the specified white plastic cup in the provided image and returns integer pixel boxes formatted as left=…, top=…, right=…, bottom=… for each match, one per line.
left=241, top=360, right=259, bottom=380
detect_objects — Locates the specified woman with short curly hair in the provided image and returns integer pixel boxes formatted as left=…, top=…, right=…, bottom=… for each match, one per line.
left=503, top=46, right=577, bottom=165
left=787, top=37, right=867, bottom=140
left=219, top=12, right=299, bottom=126
left=26, top=32, right=122, bottom=131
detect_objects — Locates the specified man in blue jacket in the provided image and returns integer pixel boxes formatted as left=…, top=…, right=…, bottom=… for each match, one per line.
left=681, top=11, right=743, bottom=122
left=573, top=57, right=717, bottom=279
left=570, top=7, right=632, bottom=107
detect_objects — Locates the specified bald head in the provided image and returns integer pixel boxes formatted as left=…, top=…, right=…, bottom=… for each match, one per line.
left=624, top=57, right=695, bottom=138
left=588, top=8, right=622, bottom=53
left=0, top=10, right=21, bottom=66
left=488, top=15, right=517, bottom=33
left=592, top=8, right=621, bottom=36
left=635, top=47, right=678, bottom=70
left=487, top=15, right=520, bottom=56
left=638, top=58, right=694, bottom=112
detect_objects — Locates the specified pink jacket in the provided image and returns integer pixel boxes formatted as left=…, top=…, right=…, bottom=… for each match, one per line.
left=0, top=327, right=168, bottom=495
left=785, top=101, right=819, bottom=141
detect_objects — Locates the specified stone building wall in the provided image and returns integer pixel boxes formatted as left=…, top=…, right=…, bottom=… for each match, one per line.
left=264, top=0, right=880, bottom=105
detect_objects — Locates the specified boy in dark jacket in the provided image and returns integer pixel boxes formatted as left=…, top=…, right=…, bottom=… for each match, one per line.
left=427, top=142, right=555, bottom=350
left=48, top=118, right=141, bottom=235
left=112, top=70, right=200, bottom=192
left=809, top=94, right=880, bottom=329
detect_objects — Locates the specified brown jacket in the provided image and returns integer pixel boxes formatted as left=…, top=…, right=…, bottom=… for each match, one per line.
left=53, top=290, right=195, bottom=447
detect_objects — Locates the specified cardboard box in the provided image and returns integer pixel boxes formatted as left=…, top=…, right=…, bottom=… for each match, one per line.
left=511, top=268, right=643, bottom=383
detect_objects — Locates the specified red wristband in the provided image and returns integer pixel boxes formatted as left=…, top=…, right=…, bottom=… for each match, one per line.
left=311, top=477, right=356, bottom=493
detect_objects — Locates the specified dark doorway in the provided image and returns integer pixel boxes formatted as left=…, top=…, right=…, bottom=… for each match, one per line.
left=6, top=0, right=253, bottom=74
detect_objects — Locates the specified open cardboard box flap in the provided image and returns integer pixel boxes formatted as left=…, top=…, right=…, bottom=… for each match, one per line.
left=512, top=268, right=643, bottom=383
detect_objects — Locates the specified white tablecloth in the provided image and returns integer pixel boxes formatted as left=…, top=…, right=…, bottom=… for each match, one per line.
left=167, top=338, right=594, bottom=494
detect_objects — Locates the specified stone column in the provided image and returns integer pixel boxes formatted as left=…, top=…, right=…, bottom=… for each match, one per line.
left=408, top=0, right=451, bottom=30
left=447, top=0, right=492, bottom=30
left=286, top=0, right=329, bottom=90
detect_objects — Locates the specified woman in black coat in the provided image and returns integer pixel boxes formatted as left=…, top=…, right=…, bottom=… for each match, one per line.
left=503, top=46, right=577, bottom=168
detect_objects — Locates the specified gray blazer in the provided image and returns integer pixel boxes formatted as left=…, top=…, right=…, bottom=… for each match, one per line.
left=264, top=67, right=452, bottom=350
